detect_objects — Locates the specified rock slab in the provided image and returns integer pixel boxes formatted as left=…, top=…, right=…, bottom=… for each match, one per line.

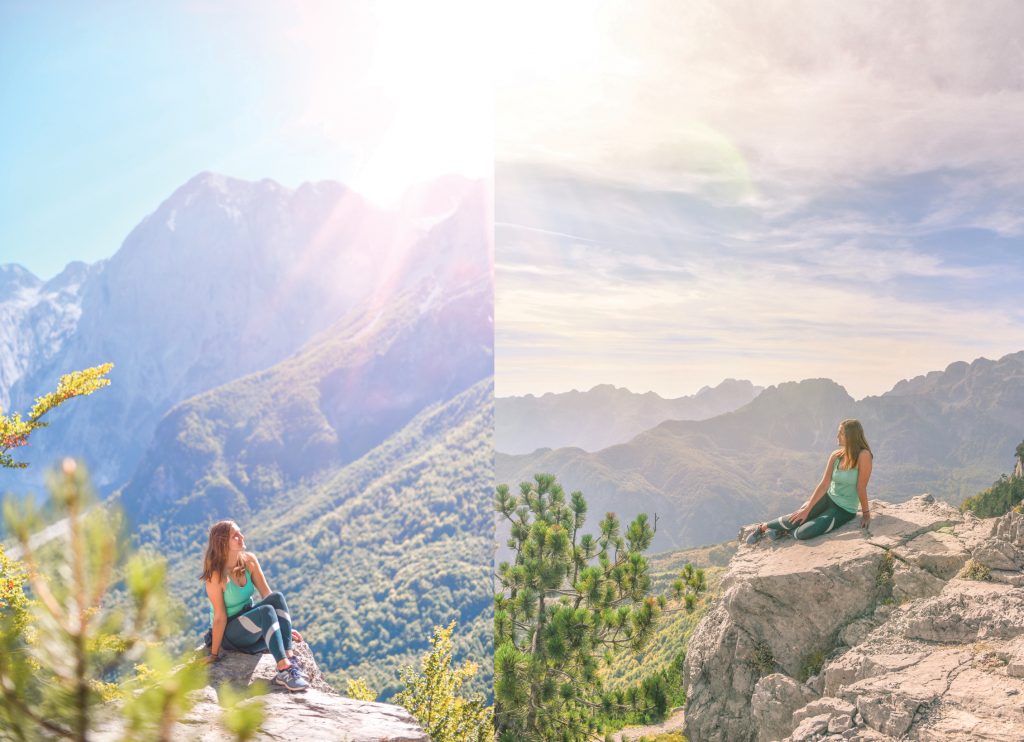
left=685, top=499, right=1024, bottom=742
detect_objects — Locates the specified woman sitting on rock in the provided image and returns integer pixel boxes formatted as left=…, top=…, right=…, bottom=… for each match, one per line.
left=200, top=520, right=309, bottom=692
left=745, top=419, right=873, bottom=543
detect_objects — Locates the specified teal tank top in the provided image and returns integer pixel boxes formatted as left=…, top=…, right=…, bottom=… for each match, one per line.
left=827, top=456, right=861, bottom=514
left=210, top=569, right=254, bottom=624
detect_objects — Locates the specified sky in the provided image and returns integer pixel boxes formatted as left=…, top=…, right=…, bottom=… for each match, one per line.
left=495, top=0, right=1024, bottom=400
left=0, top=0, right=491, bottom=279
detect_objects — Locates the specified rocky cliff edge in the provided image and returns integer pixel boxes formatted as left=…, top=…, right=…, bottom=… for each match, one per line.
left=684, top=495, right=1024, bottom=742
left=95, top=642, right=428, bottom=741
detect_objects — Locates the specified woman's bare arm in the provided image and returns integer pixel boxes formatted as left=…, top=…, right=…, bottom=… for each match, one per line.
left=206, top=577, right=228, bottom=659
left=792, top=451, right=840, bottom=524
left=857, top=449, right=873, bottom=527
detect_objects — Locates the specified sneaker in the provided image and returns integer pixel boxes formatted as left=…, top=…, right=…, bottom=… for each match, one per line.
left=289, top=656, right=309, bottom=679
left=274, top=663, right=309, bottom=692
left=744, top=526, right=764, bottom=545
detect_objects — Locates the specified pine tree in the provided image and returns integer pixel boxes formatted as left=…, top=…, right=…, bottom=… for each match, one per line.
left=494, top=474, right=703, bottom=741
left=0, top=459, right=212, bottom=741
left=0, top=363, right=113, bottom=469
left=393, top=621, right=494, bottom=742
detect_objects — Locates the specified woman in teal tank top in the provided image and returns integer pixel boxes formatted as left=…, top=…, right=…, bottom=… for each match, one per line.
left=744, top=419, right=873, bottom=543
left=200, top=520, right=309, bottom=692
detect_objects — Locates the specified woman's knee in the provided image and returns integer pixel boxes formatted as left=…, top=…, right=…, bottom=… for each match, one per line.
left=264, top=591, right=286, bottom=608
left=254, top=604, right=277, bottom=624
left=793, top=524, right=818, bottom=541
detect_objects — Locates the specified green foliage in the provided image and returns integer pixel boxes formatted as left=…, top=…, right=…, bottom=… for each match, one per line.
left=597, top=652, right=687, bottom=731
left=599, top=551, right=725, bottom=735
left=346, top=677, right=378, bottom=702
left=0, top=460, right=208, bottom=741
left=0, top=363, right=113, bottom=469
left=493, top=475, right=705, bottom=741
left=961, top=472, right=1024, bottom=518
left=875, top=551, right=895, bottom=588
left=958, top=559, right=992, bottom=581
left=0, top=542, right=30, bottom=640
left=393, top=621, right=494, bottom=742
left=751, top=640, right=775, bottom=677
left=797, top=648, right=827, bottom=683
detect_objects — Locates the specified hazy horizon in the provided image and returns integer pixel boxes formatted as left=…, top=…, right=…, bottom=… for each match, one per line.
left=496, top=347, right=1022, bottom=401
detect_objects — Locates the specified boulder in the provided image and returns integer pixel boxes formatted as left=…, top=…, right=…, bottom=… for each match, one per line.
left=750, top=673, right=818, bottom=742
left=685, top=497, right=1024, bottom=741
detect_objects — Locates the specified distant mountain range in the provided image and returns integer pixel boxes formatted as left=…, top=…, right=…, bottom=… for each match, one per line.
left=495, top=379, right=762, bottom=453
left=497, top=352, right=1024, bottom=553
left=1, top=171, right=492, bottom=698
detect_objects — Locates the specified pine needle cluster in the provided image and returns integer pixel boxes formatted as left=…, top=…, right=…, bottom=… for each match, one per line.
left=0, top=459, right=214, bottom=741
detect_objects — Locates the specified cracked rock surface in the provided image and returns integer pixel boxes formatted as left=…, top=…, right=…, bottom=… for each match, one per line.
left=684, top=496, right=1024, bottom=742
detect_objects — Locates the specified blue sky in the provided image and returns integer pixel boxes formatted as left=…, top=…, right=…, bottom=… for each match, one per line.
left=1, top=1, right=491, bottom=279
left=496, top=0, right=1024, bottom=399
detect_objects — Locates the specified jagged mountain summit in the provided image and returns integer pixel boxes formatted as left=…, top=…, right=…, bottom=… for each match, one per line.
left=0, top=261, right=97, bottom=411
left=1, top=171, right=488, bottom=494
left=496, top=352, right=1024, bottom=552
left=495, top=378, right=762, bottom=453
left=684, top=496, right=1024, bottom=742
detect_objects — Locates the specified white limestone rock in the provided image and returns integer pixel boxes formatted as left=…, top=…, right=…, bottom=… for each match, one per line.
left=750, top=673, right=818, bottom=742
left=684, top=496, right=1024, bottom=742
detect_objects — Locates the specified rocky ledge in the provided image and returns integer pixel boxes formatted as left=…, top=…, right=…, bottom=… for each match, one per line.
left=684, top=495, right=1024, bottom=742
left=96, top=642, right=428, bottom=741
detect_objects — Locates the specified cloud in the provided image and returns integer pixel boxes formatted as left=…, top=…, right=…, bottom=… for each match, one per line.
left=498, top=0, right=1024, bottom=223
left=495, top=170, right=1024, bottom=398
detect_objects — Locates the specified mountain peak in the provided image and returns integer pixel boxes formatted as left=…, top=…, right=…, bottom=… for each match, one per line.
left=0, top=263, right=41, bottom=295
left=885, top=350, right=1024, bottom=399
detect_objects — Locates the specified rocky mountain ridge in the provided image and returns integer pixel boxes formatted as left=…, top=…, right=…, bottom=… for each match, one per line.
left=2, top=170, right=487, bottom=493
left=498, top=351, right=1024, bottom=552
left=684, top=496, right=1024, bottom=741
left=496, top=378, right=762, bottom=453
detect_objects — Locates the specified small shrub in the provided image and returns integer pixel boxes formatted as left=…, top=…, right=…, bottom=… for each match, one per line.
left=345, top=676, right=377, bottom=702
left=875, top=551, right=895, bottom=588
left=958, top=559, right=992, bottom=581
left=751, top=640, right=775, bottom=677
left=797, top=649, right=826, bottom=683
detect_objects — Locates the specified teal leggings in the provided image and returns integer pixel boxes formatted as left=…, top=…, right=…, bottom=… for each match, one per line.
left=766, top=495, right=856, bottom=540
left=205, top=592, right=294, bottom=662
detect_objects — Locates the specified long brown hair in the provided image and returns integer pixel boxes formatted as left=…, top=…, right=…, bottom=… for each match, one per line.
left=836, top=418, right=872, bottom=470
left=199, top=520, right=247, bottom=582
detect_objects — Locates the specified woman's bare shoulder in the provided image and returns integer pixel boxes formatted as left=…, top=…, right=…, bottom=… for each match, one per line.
left=242, top=551, right=260, bottom=568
